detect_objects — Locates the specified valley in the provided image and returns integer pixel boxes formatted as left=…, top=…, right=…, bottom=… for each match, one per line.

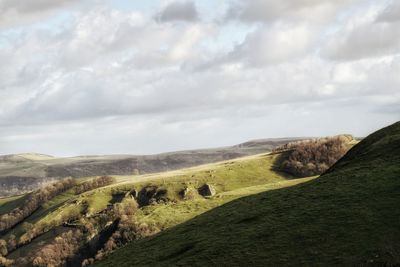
left=0, top=123, right=399, bottom=267
left=0, top=138, right=307, bottom=198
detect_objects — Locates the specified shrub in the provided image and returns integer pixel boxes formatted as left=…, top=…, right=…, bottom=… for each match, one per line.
left=0, top=240, right=7, bottom=257
left=74, top=176, right=116, bottom=194
left=274, top=135, right=353, bottom=177
left=30, top=230, right=84, bottom=267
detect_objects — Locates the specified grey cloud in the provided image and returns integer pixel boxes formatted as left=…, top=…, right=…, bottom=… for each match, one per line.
left=0, top=0, right=76, bottom=13
left=377, top=0, right=400, bottom=22
left=322, top=10, right=400, bottom=61
left=155, top=1, right=198, bottom=23
left=0, top=0, right=81, bottom=28
left=225, top=0, right=358, bottom=23
left=5, top=53, right=399, bottom=128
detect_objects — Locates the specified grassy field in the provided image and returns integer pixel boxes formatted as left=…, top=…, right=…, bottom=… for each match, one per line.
left=2, top=151, right=310, bottom=261
left=135, top=177, right=314, bottom=231
left=0, top=138, right=305, bottom=198
left=95, top=122, right=400, bottom=267
left=45, top=152, right=296, bottom=219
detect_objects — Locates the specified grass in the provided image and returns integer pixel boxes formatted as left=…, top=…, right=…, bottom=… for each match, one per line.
left=1, top=189, right=78, bottom=239
left=65, top=153, right=292, bottom=220
left=109, top=153, right=293, bottom=199
left=85, top=190, right=114, bottom=214
left=135, top=177, right=314, bottom=231
left=37, top=152, right=293, bottom=223
left=95, top=121, right=400, bottom=267
left=1, top=152, right=298, bottom=258
left=7, top=226, right=70, bottom=260
left=0, top=129, right=380, bottom=266
left=0, top=138, right=300, bottom=192
left=0, top=194, right=27, bottom=215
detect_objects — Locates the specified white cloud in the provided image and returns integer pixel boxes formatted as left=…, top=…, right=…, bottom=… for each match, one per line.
left=332, top=63, right=367, bottom=83
left=225, top=23, right=315, bottom=66
left=322, top=2, right=400, bottom=61
left=0, top=0, right=399, bottom=155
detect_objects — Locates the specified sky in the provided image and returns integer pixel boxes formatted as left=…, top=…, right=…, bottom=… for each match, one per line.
left=0, top=0, right=399, bottom=156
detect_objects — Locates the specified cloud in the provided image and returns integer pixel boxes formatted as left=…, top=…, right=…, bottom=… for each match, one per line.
left=155, top=1, right=199, bottom=23
left=223, top=23, right=314, bottom=66
left=322, top=2, right=400, bottom=61
left=323, top=23, right=400, bottom=61
left=0, top=1, right=399, bottom=155
left=225, top=0, right=359, bottom=23
left=0, top=0, right=81, bottom=28
left=377, top=0, right=400, bottom=22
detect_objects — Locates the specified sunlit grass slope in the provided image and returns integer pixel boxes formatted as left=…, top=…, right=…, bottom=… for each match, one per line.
left=0, top=195, right=26, bottom=215
left=95, top=121, right=400, bottom=267
left=4, top=152, right=309, bottom=260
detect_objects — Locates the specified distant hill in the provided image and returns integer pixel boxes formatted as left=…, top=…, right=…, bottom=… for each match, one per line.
left=95, top=122, right=400, bottom=266
left=0, top=138, right=307, bottom=197
left=0, top=142, right=308, bottom=266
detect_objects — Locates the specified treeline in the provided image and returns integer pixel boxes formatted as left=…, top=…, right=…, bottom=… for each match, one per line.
left=18, top=206, right=82, bottom=247
left=0, top=204, right=82, bottom=261
left=8, top=198, right=158, bottom=267
left=74, top=176, right=116, bottom=194
left=84, top=198, right=159, bottom=265
left=1, top=182, right=160, bottom=267
left=4, top=229, right=86, bottom=267
left=274, top=135, right=353, bottom=177
left=31, top=229, right=84, bottom=267
left=0, top=179, right=76, bottom=233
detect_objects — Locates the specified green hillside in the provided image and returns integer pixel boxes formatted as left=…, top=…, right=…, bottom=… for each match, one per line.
left=0, top=138, right=306, bottom=197
left=95, top=122, right=400, bottom=267
left=2, top=151, right=314, bottom=266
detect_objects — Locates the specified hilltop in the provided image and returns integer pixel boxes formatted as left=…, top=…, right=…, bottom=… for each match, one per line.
left=95, top=122, right=400, bottom=266
left=0, top=137, right=307, bottom=197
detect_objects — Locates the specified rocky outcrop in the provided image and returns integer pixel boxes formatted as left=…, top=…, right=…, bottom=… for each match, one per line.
left=198, top=184, right=216, bottom=197
left=137, top=186, right=168, bottom=206
left=179, top=186, right=197, bottom=200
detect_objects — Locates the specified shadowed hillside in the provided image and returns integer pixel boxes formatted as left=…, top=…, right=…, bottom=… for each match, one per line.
left=95, top=121, right=400, bottom=267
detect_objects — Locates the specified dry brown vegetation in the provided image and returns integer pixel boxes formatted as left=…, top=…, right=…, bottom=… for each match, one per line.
left=273, top=135, right=353, bottom=177
left=5, top=197, right=160, bottom=267
left=31, top=229, right=84, bottom=267
left=88, top=198, right=159, bottom=264
left=0, top=179, right=75, bottom=233
left=18, top=207, right=82, bottom=248
left=74, top=176, right=115, bottom=195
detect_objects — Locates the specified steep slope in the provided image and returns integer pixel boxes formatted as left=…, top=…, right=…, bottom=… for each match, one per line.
left=0, top=138, right=306, bottom=197
left=95, top=121, right=400, bottom=267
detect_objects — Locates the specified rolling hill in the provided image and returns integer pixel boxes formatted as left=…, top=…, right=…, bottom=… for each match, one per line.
left=0, top=150, right=314, bottom=266
left=94, top=121, right=400, bottom=266
left=0, top=138, right=307, bottom=197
